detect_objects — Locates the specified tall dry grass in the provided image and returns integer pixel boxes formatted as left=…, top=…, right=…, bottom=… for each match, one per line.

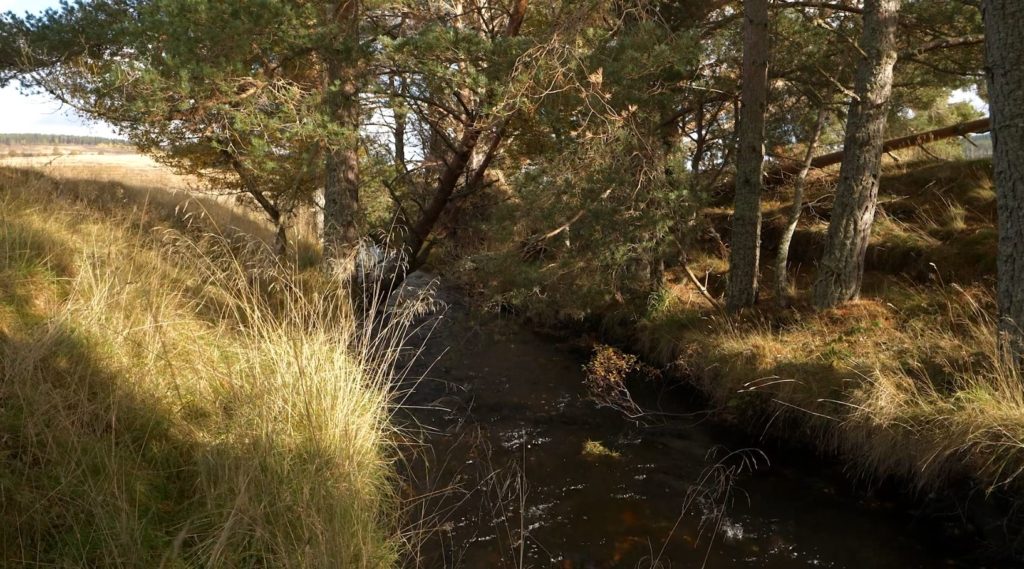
left=0, top=167, right=408, bottom=567
left=641, top=280, right=1024, bottom=498
left=839, top=286, right=1024, bottom=493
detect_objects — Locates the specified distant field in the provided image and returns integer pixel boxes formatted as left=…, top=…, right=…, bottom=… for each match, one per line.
left=0, top=145, right=320, bottom=245
left=0, top=149, right=199, bottom=191
left=1, top=142, right=134, bottom=157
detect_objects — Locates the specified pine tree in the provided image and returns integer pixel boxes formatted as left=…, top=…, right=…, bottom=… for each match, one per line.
left=726, top=0, right=770, bottom=311
left=813, top=0, right=902, bottom=308
left=982, top=0, right=1024, bottom=360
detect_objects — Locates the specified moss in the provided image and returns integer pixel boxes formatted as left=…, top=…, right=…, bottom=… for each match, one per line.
left=582, top=440, right=622, bottom=459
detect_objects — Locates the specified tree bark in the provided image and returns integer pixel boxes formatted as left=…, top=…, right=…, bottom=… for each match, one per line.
left=403, top=123, right=482, bottom=271
left=813, top=0, right=901, bottom=309
left=726, top=0, right=770, bottom=311
left=322, top=0, right=362, bottom=263
left=774, top=104, right=827, bottom=306
left=982, top=0, right=1024, bottom=359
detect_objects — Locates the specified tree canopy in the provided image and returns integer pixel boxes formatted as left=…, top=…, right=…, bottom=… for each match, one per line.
left=0, top=0, right=990, bottom=314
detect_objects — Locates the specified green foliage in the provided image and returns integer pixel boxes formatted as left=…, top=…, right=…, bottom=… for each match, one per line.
left=0, top=0, right=991, bottom=321
left=3, top=0, right=353, bottom=227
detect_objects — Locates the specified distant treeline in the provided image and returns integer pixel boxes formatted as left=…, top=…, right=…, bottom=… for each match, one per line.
left=0, top=133, right=128, bottom=146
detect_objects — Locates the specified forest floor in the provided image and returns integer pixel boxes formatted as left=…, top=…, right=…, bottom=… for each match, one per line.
left=632, top=158, right=1024, bottom=547
left=0, top=162, right=403, bottom=566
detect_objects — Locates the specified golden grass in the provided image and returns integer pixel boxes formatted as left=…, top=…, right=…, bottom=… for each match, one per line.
left=0, top=152, right=199, bottom=191
left=641, top=282, right=1024, bottom=495
left=0, top=150, right=323, bottom=251
left=0, top=167, right=406, bottom=567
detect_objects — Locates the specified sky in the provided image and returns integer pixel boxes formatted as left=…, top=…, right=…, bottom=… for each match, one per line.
left=0, top=0, right=120, bottom=138
left=0, top=0, right=989, bottom=140
left=950, top=86, right=988, bottom=113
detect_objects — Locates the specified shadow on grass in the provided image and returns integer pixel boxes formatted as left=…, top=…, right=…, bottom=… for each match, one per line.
left=1, top=322, right=201, bottom=565
left=1, top=167, right=397, bottom=567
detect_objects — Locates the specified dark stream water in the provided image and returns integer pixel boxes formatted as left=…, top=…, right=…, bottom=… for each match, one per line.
left=397, top=278, right=986, bottom=568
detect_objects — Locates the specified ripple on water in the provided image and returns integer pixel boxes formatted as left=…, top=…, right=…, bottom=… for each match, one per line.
left=498, top=426, right=552, bottom=449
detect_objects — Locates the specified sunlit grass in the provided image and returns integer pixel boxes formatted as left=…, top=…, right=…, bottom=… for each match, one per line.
left=0, top=167, right=406, bottom=567
left=642, top=281, right=1024, bottom=494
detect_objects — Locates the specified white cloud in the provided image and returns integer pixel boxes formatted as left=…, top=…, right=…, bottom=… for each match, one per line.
left=0, top=86, right=120, bottom=137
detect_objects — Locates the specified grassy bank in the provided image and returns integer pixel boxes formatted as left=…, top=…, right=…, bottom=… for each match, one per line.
left=628, top=159, right=1024, bottom=541
left=642, top=282, right=1024, bottom=494
left=0, top=168, right=403, bottom=567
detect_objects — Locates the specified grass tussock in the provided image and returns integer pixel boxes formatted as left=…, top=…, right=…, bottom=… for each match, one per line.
left=0, top=167, right=404, bottom=567
left=642, top=282, right=1024, bottom=496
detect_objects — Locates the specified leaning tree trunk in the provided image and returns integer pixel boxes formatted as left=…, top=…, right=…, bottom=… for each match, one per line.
left=226, top=152, right=290, bottom=257
left=726, top=0, right=770, bottom=311
left=812, top=0, right=900, bottom=309
left=774, top=104, right=827, bottom=307
left=982, top=0, right=1024, bottom=360
left=322, top=0, right=362, bottom=263
left=771, top=117, right=990, bottom=179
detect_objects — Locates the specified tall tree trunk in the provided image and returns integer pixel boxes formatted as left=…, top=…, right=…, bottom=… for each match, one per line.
left=322, top=0, right=362, bottom=262
left=726, top=0, right=770, bottom=311
left=774, top=104, right=827, bottom=306
left=812, top=0, right=900, bottom=309
left=982, top=0, right=1024, bottom=359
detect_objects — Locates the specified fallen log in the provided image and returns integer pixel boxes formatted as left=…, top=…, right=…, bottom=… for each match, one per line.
left=773, top=116, right=991, bottom=179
